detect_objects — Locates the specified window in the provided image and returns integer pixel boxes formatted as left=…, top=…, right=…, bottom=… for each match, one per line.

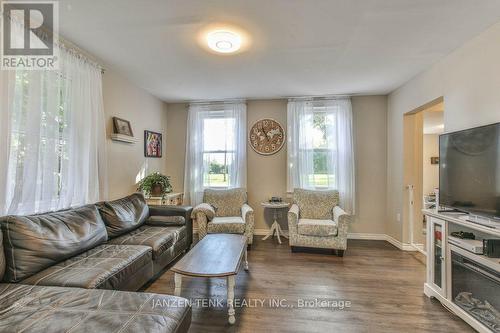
left=310, top=110, right=336, bottom=188
left=184, top=102, right=247, bottom=206
left=287, top=98, right=355, bottom=213
left=0, top=46, right=106, bottom=216
left=9, top=72, right=69, bottom=203
left=202, top=114, right=236, bottom=188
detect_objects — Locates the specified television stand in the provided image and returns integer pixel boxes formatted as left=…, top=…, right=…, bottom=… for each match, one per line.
left=423, top=209, right=500, bottom=333
left=438, top=208, right=467, bottom=214
left=466, top=215, right=500, bottom=230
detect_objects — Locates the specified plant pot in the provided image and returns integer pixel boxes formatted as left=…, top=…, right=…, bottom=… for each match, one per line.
left=151, top=184, right=163, bottom=196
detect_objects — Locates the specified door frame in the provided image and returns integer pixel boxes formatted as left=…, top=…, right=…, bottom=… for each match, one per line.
left=403, top=96, right=444, bottom=251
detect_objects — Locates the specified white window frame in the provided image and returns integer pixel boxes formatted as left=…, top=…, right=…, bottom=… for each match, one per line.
left=306, top=107, right=337, bottom=190
left=201, top=111, right=235, bottom=189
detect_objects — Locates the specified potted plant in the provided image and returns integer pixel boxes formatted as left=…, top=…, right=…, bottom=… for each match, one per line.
left=137, top=172, right=173, bottom=197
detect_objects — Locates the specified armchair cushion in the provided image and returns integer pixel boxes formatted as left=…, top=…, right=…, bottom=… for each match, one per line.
left=293, top=189, right=339, bottom=220
left=203, top=188, right=247, bottom=217
left=207, top=216, right=246, bottom=234
left=298, top=219, right=337, bottom=237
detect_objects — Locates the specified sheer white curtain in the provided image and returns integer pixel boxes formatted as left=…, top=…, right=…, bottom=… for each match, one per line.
left=287, top=100, right=316, bottom=189
left=184, top=101, right=247, bottom=206
left=0, top=46, right=107, bottom=215
left=287, top=98, right=355, bottom=214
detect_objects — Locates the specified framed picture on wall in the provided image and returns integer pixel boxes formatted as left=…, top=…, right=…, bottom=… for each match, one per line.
left=144, top=130, right=162, bottom=158
left=112, top=117, right=134, bottom=136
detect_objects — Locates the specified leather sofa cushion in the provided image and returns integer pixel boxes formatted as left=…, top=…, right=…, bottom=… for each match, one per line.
left=203, top=188, right=247, bottom=217
left=98, top=193, right=150, bottom=238
left=0, top=205, right=107, bottom=283
left=0, top=230, right=4, bottom=281
left=298, top=219, right=338, bottom=237
left=0, top=283, right=191, bottom=333
left=147, top=215, right=185, bottom=227
left=207, top=216, right=246, bottom=234
left=293, top=189, right=339, bottom=220
left=108, top=226, right=187, bottom=259
left=22, top=244, right=152, bottom=290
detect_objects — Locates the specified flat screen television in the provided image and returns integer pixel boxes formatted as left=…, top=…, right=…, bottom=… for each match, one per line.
left=439, top=122, right=500, bottom=219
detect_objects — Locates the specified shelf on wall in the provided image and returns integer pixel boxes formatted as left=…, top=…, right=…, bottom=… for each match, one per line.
left=111, top=133, right=138, bottom=144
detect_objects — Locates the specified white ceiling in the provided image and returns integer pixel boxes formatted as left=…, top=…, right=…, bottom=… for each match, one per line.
left=58, top=0, right=500, bottom=102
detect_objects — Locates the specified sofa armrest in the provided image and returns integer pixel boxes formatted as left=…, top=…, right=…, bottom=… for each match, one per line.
left=149, top=205, right=192, bottom=217
left=191, top=203, right=216, bottom=241
left=287, top=204, right=299, bottom=237
left=333, top=206, right=351, bottom=239
left=241, top=204, right=253, bottom=222
left=191, top=203, right=215, bottom=220
left=148, top=205, right=193, bottom=247
left=241, top=204, right=255, bottom=245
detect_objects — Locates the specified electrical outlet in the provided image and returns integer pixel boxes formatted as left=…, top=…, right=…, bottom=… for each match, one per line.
left=396, top=213, right=401, bottom=222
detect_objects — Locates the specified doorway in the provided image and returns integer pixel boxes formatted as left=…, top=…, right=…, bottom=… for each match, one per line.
left=403, top=97, right=444, bottom=253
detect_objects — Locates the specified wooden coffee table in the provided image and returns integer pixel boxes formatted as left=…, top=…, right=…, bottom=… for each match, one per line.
left=171, top=234, right=248, bottom=324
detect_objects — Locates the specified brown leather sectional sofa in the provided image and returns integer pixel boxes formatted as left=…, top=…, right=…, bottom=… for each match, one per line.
left=0, top=193, right=193, bottom=333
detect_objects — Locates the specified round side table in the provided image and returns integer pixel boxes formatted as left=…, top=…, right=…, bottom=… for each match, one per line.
left=261, top=202, right=290, bottom=244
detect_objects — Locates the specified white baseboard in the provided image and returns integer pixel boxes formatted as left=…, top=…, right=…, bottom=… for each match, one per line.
left=385, top=234, right=412, bottom=251
left=347, top=233, right=387, bottom=240
left=343, top=232, right=426, bottom=253
left=194, top=228, right=423, bottom=253
left=410, top=243, right=426, bottom=255
left=348, top=233, right=420, bottom=252
left=254, top=228, right=272, bottom=236
left=383, top=235, right=425, bottom=253
left=194, top=228, right=280, bottom=236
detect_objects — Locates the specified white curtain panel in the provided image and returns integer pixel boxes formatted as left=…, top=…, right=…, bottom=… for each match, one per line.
left=287, top=100, right=315, bottom=191
left=184, top=101, right=247, bottom=206
left=0, top=47, right=107, bottom=215
left=287, top=98, right=355, bottom=214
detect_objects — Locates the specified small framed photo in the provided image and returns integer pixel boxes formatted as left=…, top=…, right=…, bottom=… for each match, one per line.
left=144, top=130, right=162, bottom=158
left=431, top=157, right=439, bottom=165
left=113, top=117, right=134, bottom=137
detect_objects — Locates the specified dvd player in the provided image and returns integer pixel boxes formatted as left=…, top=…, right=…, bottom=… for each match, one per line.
left=448, top=236, right=483, bottom=254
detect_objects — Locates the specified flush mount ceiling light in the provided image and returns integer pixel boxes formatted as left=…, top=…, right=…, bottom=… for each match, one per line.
left=207, top=30, right=242, bottom=54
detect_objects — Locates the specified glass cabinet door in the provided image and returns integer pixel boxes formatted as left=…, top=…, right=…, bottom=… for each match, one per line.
left=433, top=222, right=443, bottom=288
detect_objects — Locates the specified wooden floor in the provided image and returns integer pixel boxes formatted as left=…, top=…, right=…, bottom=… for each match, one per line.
left=147, top=239, right=473, bottom=333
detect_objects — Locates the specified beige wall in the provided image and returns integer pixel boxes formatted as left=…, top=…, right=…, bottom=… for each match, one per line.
left=387, top=21, right=500, bottom=243
left=351, top=96, right=388, bottom=234
left=164, top=103, right=188, bottom=193
left=403, top=113, right=424, bottom=245
left=423, top=134, right=439, bottom=196
left=164, top=96, right=388, bottom=234
left=103, top=69, right=167, bottom=200
left=246, top=100, right=288, bottom=231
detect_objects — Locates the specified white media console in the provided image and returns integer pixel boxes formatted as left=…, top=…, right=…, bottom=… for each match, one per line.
left=423, top=209, right=500, bottom=333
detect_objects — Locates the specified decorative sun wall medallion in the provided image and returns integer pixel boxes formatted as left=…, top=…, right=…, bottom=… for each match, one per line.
left=249, top=118, right=285, bottom=155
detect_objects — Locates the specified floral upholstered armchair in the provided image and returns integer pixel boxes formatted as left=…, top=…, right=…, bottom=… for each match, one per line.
left=288, top=188, right=351, bottom=256
left=192, top=188, right=254, bottom=247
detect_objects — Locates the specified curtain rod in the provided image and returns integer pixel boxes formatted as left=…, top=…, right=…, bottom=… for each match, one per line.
left=189, top=99, right=246, bottom=106
left=5, top=13, right=105, bottom=73
left=57, top=36, right=106, bottom=74
left=286, top=95, right=351, bottom=101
